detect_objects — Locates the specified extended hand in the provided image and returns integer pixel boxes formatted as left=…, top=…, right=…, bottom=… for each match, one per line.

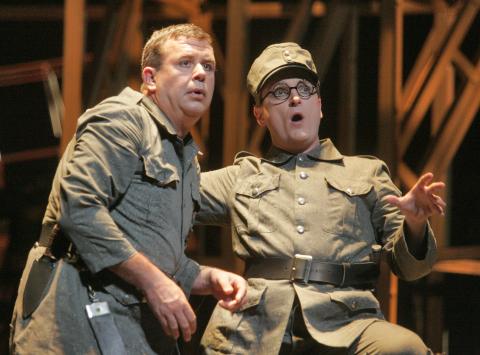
left=384, top=172, right=446, bottom=223
left=192, top=267, right=247, bottom=312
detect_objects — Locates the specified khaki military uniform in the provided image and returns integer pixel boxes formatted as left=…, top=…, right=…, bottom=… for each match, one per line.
left=197, top=139, right=436, bottom=354
left=10, top=87, right=201, bottom=354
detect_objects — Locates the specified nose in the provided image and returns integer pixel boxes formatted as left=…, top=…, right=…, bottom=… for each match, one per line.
left=192, top=63, right=206, bottom=82
left=289, top=90, right=301, bottom=107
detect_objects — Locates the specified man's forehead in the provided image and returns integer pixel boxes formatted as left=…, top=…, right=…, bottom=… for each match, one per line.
left=265, top=77, right=307, bottom=89
left=164, top=36, right=213, bottom=52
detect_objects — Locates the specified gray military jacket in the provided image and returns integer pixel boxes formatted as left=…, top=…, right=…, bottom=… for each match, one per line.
left=197, top=139, right=436, bottom=354
left=10, top=87, right=201, bottom=354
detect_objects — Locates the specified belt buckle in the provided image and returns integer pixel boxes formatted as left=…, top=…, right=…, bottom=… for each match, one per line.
left=291, top=254, right=313, bottom=283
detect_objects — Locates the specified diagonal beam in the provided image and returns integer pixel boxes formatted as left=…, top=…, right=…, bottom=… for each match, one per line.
left=284, top=0, right=313, bottom=43
left=423, top=58, right=480, bottom=176
left=398, top=1, right=479, bottom=157
left=309, top=0, right=352, bottom=82
left=398, top=1, right=460, bottom=123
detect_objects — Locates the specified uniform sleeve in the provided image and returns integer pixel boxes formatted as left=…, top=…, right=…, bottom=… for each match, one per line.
left=370, top=161, right=437, bottom=281
left=59, top=110, right=143, bottom=273
left=196, top=165, right=239, bottom=226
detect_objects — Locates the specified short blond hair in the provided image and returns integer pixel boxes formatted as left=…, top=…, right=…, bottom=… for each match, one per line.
left=141, top=23, right=212, bottom=71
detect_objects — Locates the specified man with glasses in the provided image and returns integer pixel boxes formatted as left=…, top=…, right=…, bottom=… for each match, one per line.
left=197, top=42, right=445, bottom=354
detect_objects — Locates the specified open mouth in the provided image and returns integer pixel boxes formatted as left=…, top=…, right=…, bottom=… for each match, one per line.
left=291, top=113, right=303, bottom=122
left=189, top=88, right=206, bottom=97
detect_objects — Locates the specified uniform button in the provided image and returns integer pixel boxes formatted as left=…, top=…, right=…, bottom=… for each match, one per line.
left=252, top=187, right=260, bottom=196
left=34, top=241, right=39, bottom=248
left=297, top=197, right=305, bottom=205
left=299, top=171, right=308, bottom=179
left=296, top=225, right=305, bottom=234
left=346, top=188, right=352, bottom=195
left=298, top=155, right=305, bottom=162
left=351, top=301, right=357, bottom=309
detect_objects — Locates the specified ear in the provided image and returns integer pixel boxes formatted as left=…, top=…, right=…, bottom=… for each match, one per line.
left=142, top=67, right=157, bottom=94
left=319, top=97, right=324, bottom=119
left=253, top=105, right=265, bottom=127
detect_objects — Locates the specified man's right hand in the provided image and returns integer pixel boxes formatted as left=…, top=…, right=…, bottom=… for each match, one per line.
left=110, top=253, right=196, bottom=342
left=142, top=275, right=197, bottom=341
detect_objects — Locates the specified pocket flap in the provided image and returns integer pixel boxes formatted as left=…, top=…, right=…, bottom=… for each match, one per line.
left=325, top=176, right=373, bottom=196
left=236, top=173, right=280, bottom=198
left=329, top=289, right=379, bottom=312
left=142, top=155, right=179, bottom=186
left=237, top=279, right=267, bottom=312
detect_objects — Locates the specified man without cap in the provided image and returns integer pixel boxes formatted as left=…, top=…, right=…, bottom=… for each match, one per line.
left=10, top=24, right=246, bottom=355
left=196, top=42, right=445, bottom=354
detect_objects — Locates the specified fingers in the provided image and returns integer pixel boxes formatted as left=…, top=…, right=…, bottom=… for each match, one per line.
left=216, top=275, right=247, bottom=312
left=416, top=172, right=434, bottom=188
left=145, top=281, right=198, bottom=342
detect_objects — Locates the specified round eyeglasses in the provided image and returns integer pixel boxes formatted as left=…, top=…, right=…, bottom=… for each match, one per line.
left=260, top=81, right=318, bottom=104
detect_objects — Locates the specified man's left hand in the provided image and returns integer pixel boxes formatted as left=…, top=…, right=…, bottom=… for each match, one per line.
left=192, top=267, right=247, bottom=312
left=384, top=172, right=446, bottom=223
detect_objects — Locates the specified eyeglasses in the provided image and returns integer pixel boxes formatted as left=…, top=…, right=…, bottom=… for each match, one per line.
left=260, top=81, right=318, bottom=104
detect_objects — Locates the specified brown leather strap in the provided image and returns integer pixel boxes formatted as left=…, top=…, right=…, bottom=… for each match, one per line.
left=245, top=256, right=379, bottom=287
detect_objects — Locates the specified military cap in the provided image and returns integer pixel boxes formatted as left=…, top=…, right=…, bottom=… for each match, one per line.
left=247, top=42, right=318, bottom=100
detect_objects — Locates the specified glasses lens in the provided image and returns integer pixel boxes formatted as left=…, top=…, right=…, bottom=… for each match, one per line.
left=297, top=82, right=313, bottom=98
left=272, top=85, right=290, bottom=100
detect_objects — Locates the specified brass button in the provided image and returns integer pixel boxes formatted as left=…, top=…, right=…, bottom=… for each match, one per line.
left=298, top=155, right=305, bottom=162
left=297, top=197, right=305, bottom=205
left=346, top=188, right=352, bottom=195
left=351, top=301, right=357, bottom=309
left=252, top=187, right=260, bottom=196
left=299, top=171, right=308, bottom=179
left=296, top=225, right=305, bottom=234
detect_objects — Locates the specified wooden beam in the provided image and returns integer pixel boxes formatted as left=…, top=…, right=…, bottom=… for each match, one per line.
left=377, top=0, right=404, bottom=324
left=223, top=0, right=249, bottom=165
left=284, top=0, right=313, bottom=42
left=310, top=0, right=352, bottom=82
left=61, top=0, right=85, bottom=154
left=399, top=2, right=479, bottom=157
left=1, top=147, right=59, bottom=164
left=424, top=61, right=480, bottom=176
left=337, top=6, right=358, bottom=155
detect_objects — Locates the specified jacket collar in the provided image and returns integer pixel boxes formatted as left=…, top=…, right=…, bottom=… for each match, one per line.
left=139, top=94, right=179, bottom=137
left=262, top=138, right=344, bottom=165
left=120, top=87, right=199, bottom=158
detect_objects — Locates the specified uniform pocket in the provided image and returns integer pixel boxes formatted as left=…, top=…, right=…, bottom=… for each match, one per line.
left=202, top=280, right=267, bottom=353
left=234, top=173, right=280, bottom=234
left=322, top=176, right=373, bottom=236
left=328, top=289, right=380, bottom=315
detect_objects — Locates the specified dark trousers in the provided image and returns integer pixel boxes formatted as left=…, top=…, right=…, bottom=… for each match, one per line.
left=279, top=302, right=432, bottom=355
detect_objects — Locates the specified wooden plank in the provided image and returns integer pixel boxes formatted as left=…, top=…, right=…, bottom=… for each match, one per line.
left=399, top=2, right=479, bottom=157
left=377, top=0, right=403, bottom=323
left=1, top=147, right=58, bottom=164
left=433, top=259, right=480, bottom=276
left=61, top=0, right=85, bottom=154
left=223, top=0, right=249, bottom=165
left=424, top=61, right=480, bottom=176
left=222, top=0, right=250, bottom=273
left=310, top=0, right=352, bottom=82
left=337, top=7, right=358, bottom=155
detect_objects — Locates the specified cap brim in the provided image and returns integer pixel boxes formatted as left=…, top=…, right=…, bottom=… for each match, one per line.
left=257, top=64, right=318, bottom=95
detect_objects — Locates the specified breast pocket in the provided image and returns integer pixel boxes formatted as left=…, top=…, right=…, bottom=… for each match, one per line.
left=139, top=156, right=180, bottom=227
left=234, top=173, right=280, bottom=234
left=322, top=176, right=373, bottom=236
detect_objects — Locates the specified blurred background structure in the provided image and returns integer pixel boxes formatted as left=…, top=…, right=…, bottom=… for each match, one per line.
left=0, top=0, right=479, bottom=354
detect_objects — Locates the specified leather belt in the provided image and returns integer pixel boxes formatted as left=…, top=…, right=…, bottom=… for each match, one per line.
left=245, top=254, right=379, bottom=287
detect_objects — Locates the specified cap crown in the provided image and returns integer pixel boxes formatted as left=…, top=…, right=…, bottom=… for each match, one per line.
left=247, top=42, right=318, bottom=98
